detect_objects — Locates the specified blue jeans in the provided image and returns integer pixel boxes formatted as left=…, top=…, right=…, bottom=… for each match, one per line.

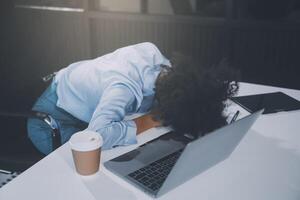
left=27, top=81, right=88, bottom=155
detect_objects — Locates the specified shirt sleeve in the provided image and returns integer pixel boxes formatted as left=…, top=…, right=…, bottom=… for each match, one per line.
left=86, top=84, right=138, bottom=150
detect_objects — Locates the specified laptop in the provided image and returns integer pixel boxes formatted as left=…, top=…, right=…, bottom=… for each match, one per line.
left=104, top=109, right=263, bottom=198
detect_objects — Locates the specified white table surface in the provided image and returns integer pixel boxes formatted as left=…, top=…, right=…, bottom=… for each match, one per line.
left=1, top=82, right=300, bottom=200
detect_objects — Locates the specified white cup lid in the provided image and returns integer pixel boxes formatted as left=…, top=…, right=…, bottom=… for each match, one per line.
left=69, top=131, right=103, bottom=152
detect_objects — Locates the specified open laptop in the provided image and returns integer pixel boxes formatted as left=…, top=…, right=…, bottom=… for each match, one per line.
left=104, top=109, right=263, bottom=198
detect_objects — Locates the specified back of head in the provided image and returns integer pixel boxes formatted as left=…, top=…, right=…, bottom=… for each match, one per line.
left=153, top=55, right=239, bottom=137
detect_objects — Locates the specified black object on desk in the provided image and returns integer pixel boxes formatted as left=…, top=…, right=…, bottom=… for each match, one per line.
left=230, top=92, right=300, bottom=114
left=0, top=171, right=20, bottom=188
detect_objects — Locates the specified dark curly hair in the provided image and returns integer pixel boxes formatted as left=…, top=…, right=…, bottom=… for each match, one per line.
left=152, top=54, right=239, bottom=138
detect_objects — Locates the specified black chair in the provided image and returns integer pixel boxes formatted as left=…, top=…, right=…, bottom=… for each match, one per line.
left=0, top=111, right=62, bottom=173
left=0, top=73, right=60, bottom=172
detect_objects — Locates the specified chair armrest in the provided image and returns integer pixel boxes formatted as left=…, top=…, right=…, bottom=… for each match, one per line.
left=0, top=111, right=61, bottom=151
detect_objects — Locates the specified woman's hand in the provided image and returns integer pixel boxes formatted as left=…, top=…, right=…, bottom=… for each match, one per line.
left=133, top=113, right=161, bottom=135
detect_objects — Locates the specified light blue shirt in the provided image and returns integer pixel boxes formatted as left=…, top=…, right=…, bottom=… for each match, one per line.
left=54, top=42, right=171, bottom=149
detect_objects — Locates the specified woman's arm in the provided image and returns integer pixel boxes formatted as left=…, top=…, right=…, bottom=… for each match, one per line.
left=87, top=84, right=138, bottom=149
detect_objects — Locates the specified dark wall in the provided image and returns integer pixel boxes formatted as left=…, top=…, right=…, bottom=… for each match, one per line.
left=0, top=1, right=28, bottom=140
left=0, top=1, right=18, bottom=109
left=1, top=4, right=300, bottom=114
left=230, top=23, right=300, bottom=88
left=1, top=6, right=90, bottom=112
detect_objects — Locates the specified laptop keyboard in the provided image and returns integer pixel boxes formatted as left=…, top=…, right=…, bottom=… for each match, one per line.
left=127, top=149, right=183, bottom=192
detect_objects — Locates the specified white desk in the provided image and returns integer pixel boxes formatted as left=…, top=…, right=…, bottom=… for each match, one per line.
left=1, top=83, right=300, bottom=200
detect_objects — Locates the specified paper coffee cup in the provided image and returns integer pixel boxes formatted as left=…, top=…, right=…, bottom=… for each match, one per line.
left=69, top=131, right=103, bottom=176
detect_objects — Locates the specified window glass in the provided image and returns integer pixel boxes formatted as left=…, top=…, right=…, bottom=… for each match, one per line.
left=100, top=0, right=141, bottom=13
left=235, top=0, right=300, bottom=21
left=14, top=0, right=83, bottom=8
left=97, top=0, right=226, bottom=18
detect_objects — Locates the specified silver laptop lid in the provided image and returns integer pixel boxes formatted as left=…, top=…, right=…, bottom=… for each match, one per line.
left=157, top=109, right=263, bottom=197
